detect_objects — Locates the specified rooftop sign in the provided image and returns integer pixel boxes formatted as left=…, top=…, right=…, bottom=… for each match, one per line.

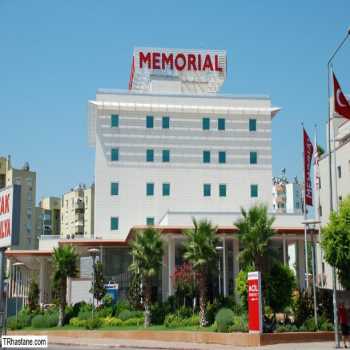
left=129, top=48, right=226, bottom=93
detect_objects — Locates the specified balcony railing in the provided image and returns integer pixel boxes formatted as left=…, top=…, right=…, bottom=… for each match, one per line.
left=40, top=235, right=60, bottom=240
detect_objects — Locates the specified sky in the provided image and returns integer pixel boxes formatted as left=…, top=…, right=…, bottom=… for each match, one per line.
left=1, top=1, right=350, bottom=202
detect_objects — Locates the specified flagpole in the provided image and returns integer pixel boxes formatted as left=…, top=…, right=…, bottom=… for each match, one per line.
left=326, top=28, right=350, bottom=348
left=302, top=124, right=309, bottom=291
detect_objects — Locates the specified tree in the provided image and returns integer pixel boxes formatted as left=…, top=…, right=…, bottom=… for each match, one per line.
left=52, top=245, right=78, bottom=326
left=183, top=218, right=219, bottom=326
left=28, top=279, right=39, bottom=313
left=90, top=261, right=106, bottom=303
left=265, top=264, right=296, bottom=314
left=317, top=144, right=325, bottom=157
left=129, top=227, right=164, bottom=327
left=235, top=204, right=275, bottom=273
left=322, top=196, right=350, bottom=289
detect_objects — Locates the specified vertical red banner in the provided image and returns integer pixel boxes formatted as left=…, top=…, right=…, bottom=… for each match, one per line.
left=247, top=271, right=262, bottom=333
left=303, top=128, right=314, bottom=206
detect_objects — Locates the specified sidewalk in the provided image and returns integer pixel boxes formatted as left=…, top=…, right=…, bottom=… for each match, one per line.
left=46, top=335, right=336, bottom=350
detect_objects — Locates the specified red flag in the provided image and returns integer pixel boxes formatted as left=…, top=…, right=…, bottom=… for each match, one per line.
left=303, top=128, right=313, bottom=206
left=333, top=73, right=350, bottom=120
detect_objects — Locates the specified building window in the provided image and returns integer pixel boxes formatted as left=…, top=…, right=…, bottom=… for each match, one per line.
left=146, top=115, right=154, bottom=129
left=219, top=184, right=227, bottom=197
left=146, top=183, right=154, bottom=196
left=219, top=151, right=226, bottom=164
left=250, top=151, right=257, bottom=164
left=162, top=183, right=170, bottom=196
left=111, top=217, right=119, bottom=230
left=319, top=205, right=322, bottom=217
left=337, top=165, right=342, bottom=178
left=162, top=116, right=170, bottom=129
left=218, top=118, right=225, bottom=130
left=111, top=182, right=119, bottom=196
left=203, top=184, right=211, bottom=197
left=202, top=117, right=210, bottom=130
left=146, top=149, right=154, bottom=162
left=111, top=148, right=119, bottom=161
left=250, top=184, right=258, bottom=198
left=203, top=150, right=211, bottom=163
left=111, top=114, right=119, bottom=128
left=249, top=119, right=257, bottom=132
left=146, top=217, right=155, bottom=226
left=162, top=150, right=170, bottom=162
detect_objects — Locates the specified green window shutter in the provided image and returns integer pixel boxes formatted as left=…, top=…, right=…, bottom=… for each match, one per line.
left=218, top=118, right=225, bottom=130
left=250, top=184, right=258, bottom=198
left=250, top=151, right=257, bottom=164
left=203, top=184, right=211, bottom=197
left=219, top=184, right=227, bottom=197
left=111, top=114, right=119, bottom=127
left=146, top=183, right=154, bottom=196
left=111, top=217, right=119, bottom=230
left=162, top=183, right=170, bottom=196
left=146, top=149, right=154, bottom=162
left=162, top=116, right=170, bottom=129
left=202, top=118, right=210, bottom=130
left=249, top=119, right=257, bottom=132
left=162, top=150, right=170, bottom=162
left=219, top=151, right=226, bottom=164
left=146, top=115, right=154, bottom=128
left=111, top=148, right=119, bottom=161
left=111, top=182, right=119, bottom=196
left=146, top=217, right=155, bottom=225
left=203, top=150, right=211, bottom=163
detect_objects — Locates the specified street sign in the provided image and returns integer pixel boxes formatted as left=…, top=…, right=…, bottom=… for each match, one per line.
left=247, top=271, right=263, bottom=333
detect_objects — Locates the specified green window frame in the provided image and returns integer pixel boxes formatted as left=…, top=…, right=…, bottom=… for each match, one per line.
left=218, top=118, right=225, bottom=131
left=203, top=150, right=211, bottom=163
left=146, top=217, right=155, bottom=226
left=162, top=149, right=170, bottom=162
left=162, top=116, right=170, bottom=129
left=111, top=217, right=119, bottom=230
left=111, top=182, right=119, bottom=196
left=219, top=184, right=227, bottom=197
left=219, top=151, right=226, bottom=164
left=146, top=149, right=154, bottom=162
left=111, top=114, right=119, bottom=128
left=203, top=184, right=211, bottom=197
left=250, top=151, right=257, bottom=164
left=162, top=183, right=170, bottom=196
left=202, top=117, right=210, bottom=130
left=146, top=115, right=154, bottom=128
left=250, top=184, right=258, bottom=198
left=111, top=148, right=119, bottom=161
left=146, top=183, right=154, bottom=196
left=249, top=119, right=257, bottom=132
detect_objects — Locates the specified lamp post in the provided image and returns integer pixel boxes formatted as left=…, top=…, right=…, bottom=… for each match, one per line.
left=216, top=246, right=223, bottom=296
left=88, top=248, right=99, bottom=320
left=327, top=28, right=350, bottom=349
left=13, top=262, right=24, bottom=323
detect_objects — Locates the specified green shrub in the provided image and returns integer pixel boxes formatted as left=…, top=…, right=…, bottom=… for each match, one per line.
left=181, top=315, right=199, bottom=327
left=115, top=299, right=131, bottom=315
left=215, top=308, right=235, bottom=333
left=275, top=324, right=298, bottom=333
left=303, top=318, right=317, bottom=332
left=101, top=316, right=123, bottom=327
left=96, top=306, right=113, bottom=318
left=102, top=294, right=113, bottom=307
left=177, top=306, right=192, bottom=319
left=46, top=313, right=58, bottom=327
left=229, top=315, right=248, bottom=332
left=31, top=315, right=47, bottom=329
left=85, top=318, right=102, bottom=330
left=17, top=310, right=33, bottom=328
left=78, top=310, right=91, bottom=321
left=69, top=317, right=87, bottom=327
left=122, top=317, right=144, bottom=326
left=318, top=314, right=333, bottom=331
left=151, top=302, right=168, bottom=325
left=7, top=316, right=24, bottom=330
left=164, top=314, right=199, bottom=328
left=118, top=310, right=132, bottom=321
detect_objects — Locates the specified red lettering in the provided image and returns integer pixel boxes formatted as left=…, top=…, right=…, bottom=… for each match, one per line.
left=187, top=54, right=197, bottom=71
left=139, top=52, right=151, bottom=69
left=0, top=219, right=11, bottom=238
left=161, top=53, right=174, bottom=69
left=175, top=53, right=186, bottom=71
left=4, top=194, right=9, bottom=214
left=197, top=54, right=202, bottom=70
left=152, top=52, right=161, bottom=69
left=214, top=55, right=223, bottom=72
left=203, top=55, right=213, bottom=71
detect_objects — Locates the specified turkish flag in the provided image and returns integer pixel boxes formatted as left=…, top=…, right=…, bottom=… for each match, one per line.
left=333, top=73, right=350, bottom=120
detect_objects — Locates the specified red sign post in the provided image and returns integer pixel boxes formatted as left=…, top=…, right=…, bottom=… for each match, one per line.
left=247, top=271, right=262, bottom=333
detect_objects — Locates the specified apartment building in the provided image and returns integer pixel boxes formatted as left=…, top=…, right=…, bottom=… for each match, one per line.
left=39, top=197, right=61, bottom=236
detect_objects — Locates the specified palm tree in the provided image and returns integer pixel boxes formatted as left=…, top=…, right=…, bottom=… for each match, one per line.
left=183, top=218, right=219, bottom=327
left=52, top=245, right=78, bottom=326
left=235, top=204, right=275, bottom=273
left=129, top=227, right=164, bottom=327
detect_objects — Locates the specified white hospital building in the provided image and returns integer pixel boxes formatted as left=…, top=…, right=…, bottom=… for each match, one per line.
left=7, top=48, right=307, bottom=305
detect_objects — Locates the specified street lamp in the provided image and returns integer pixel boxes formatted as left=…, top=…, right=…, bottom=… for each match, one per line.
left=88, top=248, right=99, bottom=320
left=13, top=262, right=24, bottom=323
left=327, top=27, right=350, bottom=349
left=216, top=246, right=223, bottom=296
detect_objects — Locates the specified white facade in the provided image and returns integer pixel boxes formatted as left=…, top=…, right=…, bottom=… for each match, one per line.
left=89, top=85, right=280, bottom=239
